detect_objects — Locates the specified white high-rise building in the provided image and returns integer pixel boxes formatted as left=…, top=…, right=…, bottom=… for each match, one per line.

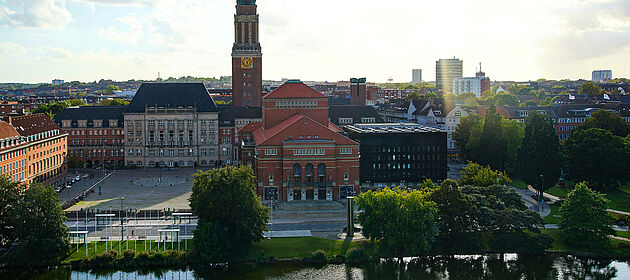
left=592, top=70, right=612, bottom=82
left=453, top=77, right=483, bottom=98
left=436, top=58, right=463, bottom=93
left=412, top=69, right=422, bottom=84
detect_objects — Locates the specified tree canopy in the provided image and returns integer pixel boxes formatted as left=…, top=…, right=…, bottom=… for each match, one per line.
left=559, top=182, right=614, bottom=249
left=459, top=162, right=511, bottom=187
left=0, top=177, right=69, bottom=266
left=580, top=109, right=629, bottom=137
left=517, top=113, right=562, bottom=192
left=356, top=188, right=439, bottom=258
left=578, top=82, right=606, bottom=96
left=564, top=128, right=629, bottom=190
left=105, top=84, right=120, bottom=94
left=488, top=93, right=519, bottom=106
left=97, top=99, right=130, bottom=106
left=33, top=99, right=88, bottom=118
left=189, top=166, right=269, bottom=262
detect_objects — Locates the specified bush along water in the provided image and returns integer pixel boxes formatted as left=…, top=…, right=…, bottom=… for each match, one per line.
left=70, top=250, right=190, bottom=269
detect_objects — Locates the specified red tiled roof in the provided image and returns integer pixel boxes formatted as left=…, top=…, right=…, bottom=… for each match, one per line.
left=238, top=121, right=262, bottom=133
left=327, top=122, right=343, bottom=133
left=252, top=114, right=358, bottom=146
left=8, top=114, right=62, bottom=137
left=262, top=82, right=327, bottom=99
left=0, top=121, right=20, bottom=139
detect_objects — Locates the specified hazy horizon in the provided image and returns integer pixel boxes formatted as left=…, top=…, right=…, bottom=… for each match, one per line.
left=1, top=0, right=629, bottom=84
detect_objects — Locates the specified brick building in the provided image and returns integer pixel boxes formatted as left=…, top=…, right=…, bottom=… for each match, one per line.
left=0, top=101, right=39, bottom=117
left=239, top=80, right=360, bottom=202
left=232, top=0, right=263, bottom=107
left=1, top=114, right=68, bottom=187
left=54, top=106, right=126, bottom=168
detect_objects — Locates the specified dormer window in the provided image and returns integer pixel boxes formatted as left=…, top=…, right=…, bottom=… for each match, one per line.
left=78, top=120, right=87, bottom=128
left=93, top=120, right=103, bottom=128
left=62, top=120, right=71, bottom=128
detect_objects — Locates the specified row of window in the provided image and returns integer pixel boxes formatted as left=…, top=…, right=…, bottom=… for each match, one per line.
left=294, top=149, right=325, bottom=156
left=275, top=100, right=318, bottom=108
left=71, top=139, right=122, bottom=145
left=373, top=154, right=441, bottom=161
left=338, top=117, right=376, bottom=124
left=70, top=129, right=121, bottom=136
left=367, top=146, right=441, bottom=153
left=63, top=120, right=119, bottom=128
left=0, top=149, right=25, bottom=161
left=69, top=149, right=122, bottom=158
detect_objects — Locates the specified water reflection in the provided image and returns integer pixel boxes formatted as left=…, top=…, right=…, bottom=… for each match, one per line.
left=7, top=254, right=629, bottom=280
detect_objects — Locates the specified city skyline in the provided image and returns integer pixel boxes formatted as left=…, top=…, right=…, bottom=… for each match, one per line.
left=1, top=0, right=629, bottom=83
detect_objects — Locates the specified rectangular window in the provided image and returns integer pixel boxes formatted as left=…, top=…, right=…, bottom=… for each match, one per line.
left=340, top=147, right=352, bottom=154
left=222, top=137, right=230, bottom=144
left=178, top=149, right=185, bottom=157
left=293, top=149, right=325, bottom=156
left=169, top=150, right=175, bottom=157
left=149, top=150, right=155, bottom=157
left=339, top=118, right=353, bottom=124
left=265, top=149, right=277, bottom=155
left=148, top=120, right=155, bottom=126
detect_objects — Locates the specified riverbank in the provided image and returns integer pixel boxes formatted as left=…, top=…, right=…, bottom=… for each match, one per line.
left=60, top=232, right=630, bottom=270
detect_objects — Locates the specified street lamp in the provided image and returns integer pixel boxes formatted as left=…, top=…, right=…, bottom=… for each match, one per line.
left=66, top=185, right=71, bottom=201
left=120, top=196, right=124, bottom=252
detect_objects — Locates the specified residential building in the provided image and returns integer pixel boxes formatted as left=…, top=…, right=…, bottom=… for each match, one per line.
left=344, top=123, right=447, bottom=188
left=592, top=70, right=612, bottom=82
left=232, top=0, right=263, bottom=107
left=123, top=83, right=220, bottom=168
left=54, top=106, right=126, bottom=168
left=2, top=114, right=68, bottom=187
left=328, top=105, right=383, bottom=127
left=444, top=104, right=470, bottom=152
left=0, top=101, right=40, bottom=117
left=239, top=80, right=360, bottom=202
left=453, top=65, right=490, bottom=98
left=52, top=79, right=64, bottom=86
left=436, top=58, right=463, bottom=93
left=412, top=69, right=422, bottom=84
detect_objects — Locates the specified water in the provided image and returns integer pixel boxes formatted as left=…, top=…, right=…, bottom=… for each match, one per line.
left=7, top=254, right=630, bottom=280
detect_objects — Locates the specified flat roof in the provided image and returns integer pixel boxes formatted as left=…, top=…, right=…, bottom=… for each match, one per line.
left=344, top=123, right=444, bottom=134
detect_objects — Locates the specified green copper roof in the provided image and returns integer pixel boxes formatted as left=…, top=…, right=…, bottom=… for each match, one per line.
left=237, top=0, right=256, bottom=5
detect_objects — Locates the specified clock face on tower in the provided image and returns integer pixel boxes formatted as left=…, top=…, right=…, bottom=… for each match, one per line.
left=241, top=57, right=253, bottom=69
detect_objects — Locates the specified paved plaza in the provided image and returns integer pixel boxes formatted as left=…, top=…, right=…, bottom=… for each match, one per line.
left=67, top=168, right=211, bottom=211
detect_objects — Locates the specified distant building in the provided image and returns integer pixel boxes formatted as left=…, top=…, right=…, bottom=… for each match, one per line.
left=1, top=114, right=68, bottom=187
left=52, top=79, right=64, bottom=86
left=344, top=123, right=447, bottom=188
left=592, top=70, right=612, bottom=82
left=412, top=69, right=422, bottom=84
left=329, top=105, right=384, bottom=127
left=232, top=0, right=263, bottom=107
left=436, top=58, right=463, bottom=93
left=54, top=106, right=126, bottom=168
left=453, top=64, right=490, bottom=98
left=350, top=78, right=367, bottom=106
left=0, top=101, right=39, bottom=116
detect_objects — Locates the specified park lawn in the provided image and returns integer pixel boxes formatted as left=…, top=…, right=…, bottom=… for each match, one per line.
left=541, top=228, right=630, bottom=255
left=543, top=203, right=562, bottom=224
left=248, top=237, right=368, bottom=260
left=605, top=183, right=630, bottom=213
left=616, top=230, right=629, bottom=239
left=65, top=240, right=191, bottom=262
left=546, top=187, right=570, bottom=199
left=511, top=178, right=528, bottom=190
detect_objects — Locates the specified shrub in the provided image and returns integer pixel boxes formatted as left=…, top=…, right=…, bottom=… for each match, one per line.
left=123, top=249, right=136, bottom=260
left=345, top=248, right=369, bottom=263
left=329, top=255, right=345, bottom=264
left=164, top=250, right=181, bottom=265
left=307, top=250, right=327, bottom=264
left=149, top=251, right=165, bottom=264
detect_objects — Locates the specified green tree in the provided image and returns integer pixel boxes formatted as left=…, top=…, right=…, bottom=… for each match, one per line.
left=7, top=85, right=15, bottom=91
left=452, top=114, right=483, bottom=161
left=459, top=162, right=511, bottom=187
left=489, top=93, right=519, bottom=106
left=578, top=82, right=606, bottom=96
left=581, top=109, right=629, bottom=137
left=517, top=113, right=562, bottom=195
left=105, top=84, right=120, bottom=94
left=559, top=182, right=614, bottom=249
left=97, top=99, right=130, bottom=106
left=425, top=92, right=438, bottom=99
left=429, top=180, right=483, bottom=254
left=565, top=128, right=628, bottom=190
left=189, top=166, right=269, bottom=262
left=356, top=188, right=439, bottom=258
left=480, top=105, right=507, bottom=170
left=507, top=84, right=533, bottom=95
left=501, top=119, right=524, bottom=173
left=0, top=177, right=21, bottom=248
left=10, top=184, right=69, bottom=265
left=521, top=100, right=537, bottom=107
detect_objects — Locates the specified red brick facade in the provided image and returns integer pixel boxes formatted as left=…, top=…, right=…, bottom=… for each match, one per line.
left=232, top=3, right=263, bottom=107
left=239, top=81, right=360, bottom=202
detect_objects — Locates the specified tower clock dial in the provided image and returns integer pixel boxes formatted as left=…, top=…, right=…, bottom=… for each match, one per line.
left=241, top=57, right=253, bottom=69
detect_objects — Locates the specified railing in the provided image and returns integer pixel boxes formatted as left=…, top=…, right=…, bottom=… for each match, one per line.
left=287, top=182, right=329, bottom=188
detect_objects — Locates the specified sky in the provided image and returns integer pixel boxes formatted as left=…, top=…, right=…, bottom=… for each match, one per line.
left=0, top=0, right=629, bottom=84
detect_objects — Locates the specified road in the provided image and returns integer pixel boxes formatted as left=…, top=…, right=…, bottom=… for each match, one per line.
left=58, top=169, right=109, bottom=204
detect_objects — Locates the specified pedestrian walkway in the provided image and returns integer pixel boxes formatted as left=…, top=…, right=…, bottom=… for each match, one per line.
left=263, top=230, right=312, bottom=238
left=510, top=186, right=551, bottom=218
left=527, top=185, right=561, bottom=203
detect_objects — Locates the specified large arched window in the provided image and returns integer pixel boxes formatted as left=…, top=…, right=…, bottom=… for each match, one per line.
left=317, top=163, right=326, bottom=182
left=305, top=164, right=314, bottom=182
left=293, top=164, right=301, bottom=182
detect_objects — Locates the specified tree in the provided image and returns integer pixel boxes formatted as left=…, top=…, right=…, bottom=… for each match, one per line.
left=459, top=162, right=511, bottom=187
left=501, top=119, right=524, bottom=173
left=581, top=109, right=629, bottom=137
left=429, top=180, right=483, bottom=254
left=521, top=100, right=537, bottom=107
left=480, top=105, right=507, bottom=170
left=97, top=99, right=130, bottom=106
left=452, top=114, right=483, bottom=160
left=565, top=128, right=628, bottom=190
left=13, top=184, right=69, bottom=264
left=189, top=166, right=269, bottom=262
left=105, top=84, right=120, bottom=94
left=517, top=113, right=562, bottom=195
left=559, top=182, right=614, bottom=249
left=489, top=93, right=519, bottom=106
left=7, top=85, right=15, bottom=91
left=356, top=188, right=439, bottom=258
left=578, top=82, right=605, bottom=96
left=507, top=84, right=533, bottom=96
left=0, top=177, right=21, bottom=248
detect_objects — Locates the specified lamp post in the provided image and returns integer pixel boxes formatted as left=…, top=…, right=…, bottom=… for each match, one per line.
left=120, top=196, right=124, bottom=252
left=66, top=185, right=71, bottom=201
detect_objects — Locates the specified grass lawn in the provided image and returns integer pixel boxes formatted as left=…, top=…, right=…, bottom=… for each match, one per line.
left=605, top=183, right=630, bottom=213
left=65, top=240, right=191, bottom=262
left=249, top=237, right=369, bottom=259
left=543, top=203, right=562, bottom=224
left=546, top=187, right=570, bottom=199
left=511, top=178, right=528, bottom=190
left=541, top=228, right=629, bottom=252
left=616, top=230, right=629, bottom=239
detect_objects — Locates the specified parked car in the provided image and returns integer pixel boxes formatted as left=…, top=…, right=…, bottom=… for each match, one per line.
left=75, top=175, right=81, bottom=181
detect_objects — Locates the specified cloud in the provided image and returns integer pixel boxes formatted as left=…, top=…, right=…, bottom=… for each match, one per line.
left=97, top=14, right=144, bottom=44
left=0, top=0, right=72, bottom=29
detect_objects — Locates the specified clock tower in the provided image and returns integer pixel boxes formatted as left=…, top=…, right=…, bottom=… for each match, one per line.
left=232, top=0, right=262, bottom=107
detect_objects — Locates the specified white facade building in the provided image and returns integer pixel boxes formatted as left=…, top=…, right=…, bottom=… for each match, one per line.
left=412, top=69, right=422, bottom=84
left=453, top=77, right=483, bottom=98
left=592, top=70, right=612, bottom=82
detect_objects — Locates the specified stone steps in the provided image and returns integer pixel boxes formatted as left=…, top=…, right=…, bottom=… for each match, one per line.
left=276, top=200, right=345, bottom=211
